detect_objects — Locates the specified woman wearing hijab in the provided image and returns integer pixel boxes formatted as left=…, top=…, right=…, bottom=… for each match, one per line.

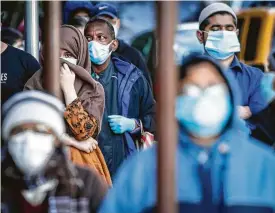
left=25, top=25, right=112, bottom=185
left=1, top=91, right=108, bottom=213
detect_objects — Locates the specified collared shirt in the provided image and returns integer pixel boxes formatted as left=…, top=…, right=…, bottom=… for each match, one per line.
left=229, top=56, right=267, bottom=115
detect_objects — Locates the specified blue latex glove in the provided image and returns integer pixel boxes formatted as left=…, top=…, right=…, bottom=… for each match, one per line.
left=108, top=115, right=136, bottom=134
left=260, top=73, right=275, bottom=104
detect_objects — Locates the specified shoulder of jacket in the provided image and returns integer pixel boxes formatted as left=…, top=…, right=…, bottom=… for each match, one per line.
left=242, top=138, right=275, bottom=162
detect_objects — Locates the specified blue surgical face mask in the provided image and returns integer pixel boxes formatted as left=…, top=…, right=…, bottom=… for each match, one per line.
left=204, top=31, right=240, bottom=60
left=88, top=40, right=113, bottom=65
left=175, top=83, right=232, bottom=138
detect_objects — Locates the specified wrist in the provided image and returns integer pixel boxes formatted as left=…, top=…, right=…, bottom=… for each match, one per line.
left=128, top=119, right=136, bottom=132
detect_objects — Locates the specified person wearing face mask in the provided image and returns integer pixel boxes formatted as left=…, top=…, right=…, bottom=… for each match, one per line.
left=24, top=25, right=112, bottom=185
left=84, top=17, right=156, bottom=177
left=196, top=3, right=267, bottom=135
left=93, top=3, right=153, bottom=88
left=98, top=54, right=275, bottom=213
left=1, top=91, right=108, bottom=213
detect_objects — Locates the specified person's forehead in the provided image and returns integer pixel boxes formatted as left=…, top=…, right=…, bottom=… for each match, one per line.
left=85, top=22, right=109, bottom=33
left=208, top=13, right=235, bottom=25
left=185, top=62, right=225, bottom=83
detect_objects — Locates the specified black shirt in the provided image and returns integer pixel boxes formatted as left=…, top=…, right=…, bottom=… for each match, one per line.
left=1, top=45, right=40, bottom=105
left=116, top=39, right=152, bottom=88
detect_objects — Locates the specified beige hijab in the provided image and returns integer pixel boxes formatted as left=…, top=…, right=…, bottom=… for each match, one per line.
left=25, top=25, right=104, bottom=130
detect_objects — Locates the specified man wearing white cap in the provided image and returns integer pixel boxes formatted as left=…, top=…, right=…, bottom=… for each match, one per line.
left=196, top=3, right=267, bottom=133
left=1, top=91, right=107, bottom=213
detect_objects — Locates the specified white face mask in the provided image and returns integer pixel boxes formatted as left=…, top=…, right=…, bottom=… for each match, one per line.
left=60, top=57, right=77, bottom=65
left=8, top=131, right=55, bottom=176
left=204, top=30, right=240, bottom=60
left=88, top=40, right=113, bottom=65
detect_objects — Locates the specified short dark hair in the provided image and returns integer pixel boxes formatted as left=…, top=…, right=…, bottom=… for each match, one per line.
left=68, top=16, right=89, bottom=28
left=199, top=11, right=237, bottom=30
left=85, top=17, right=115, bottom=39
left=1, top=27, right=23, bottom=45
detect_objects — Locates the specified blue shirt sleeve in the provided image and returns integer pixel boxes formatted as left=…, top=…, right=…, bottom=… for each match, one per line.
left=248, top=69, right=268, bottom=115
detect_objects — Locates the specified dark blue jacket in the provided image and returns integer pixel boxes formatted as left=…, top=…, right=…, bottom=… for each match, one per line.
left=99, top=56, right=275, bottom=213
left=100, top=57, right=156, bottom=176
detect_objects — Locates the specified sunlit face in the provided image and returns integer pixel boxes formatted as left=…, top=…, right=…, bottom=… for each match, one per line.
left=85, top=22, right=113, bottom=45
left=84, top=21, right=118, bottom=52
left=197, top=14, right=238, bottom=44
left=178, top=62, right=226, bottom=95
left=60, top=49, right=74, bottom=58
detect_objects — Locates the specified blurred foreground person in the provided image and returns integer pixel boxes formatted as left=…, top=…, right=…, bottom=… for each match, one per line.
left=25, top=25, right=111, bottom=185
left=1, top=27, right=24, bottom=50
left=85, top=18, right=155, bottom=177
left=94, top=3, right=152, bottom=87
left=99, top=55, right=275, bottom=213
left=196, top=3, right=267, bottom=131
left=1, top=91, right=108, bottom=213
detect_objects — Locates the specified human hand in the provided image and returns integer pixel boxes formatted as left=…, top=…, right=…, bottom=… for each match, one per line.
left=238, top=106, right=252, bottom=120
left=77, top=137, right=98, bottom=153
left=60, top=63, right=75, bottom=92
left=108, top=115, right=136, bottom=134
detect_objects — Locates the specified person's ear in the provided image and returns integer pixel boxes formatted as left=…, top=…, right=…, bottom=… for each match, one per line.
left=111, top=39, right=118, bottom=52
left=236, top=29, right=239, bottom=36
left=196, top=30, right=204, bottom=44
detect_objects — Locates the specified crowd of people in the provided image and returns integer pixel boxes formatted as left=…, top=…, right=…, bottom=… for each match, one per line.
left=1, top=2, right=275, bottom=213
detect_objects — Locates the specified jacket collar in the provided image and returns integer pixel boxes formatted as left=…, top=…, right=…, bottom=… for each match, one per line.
left=230, top=55, right=242, bottom=72
left=111, top=55, right=135, bottom=75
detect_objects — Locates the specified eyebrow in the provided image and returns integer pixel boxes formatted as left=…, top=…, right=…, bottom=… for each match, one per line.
left=210, top=24, right=235, bottom=28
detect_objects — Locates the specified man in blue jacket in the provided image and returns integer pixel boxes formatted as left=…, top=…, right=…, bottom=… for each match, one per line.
left=196, top=3, right=267, bottom=133
left=99, top=54, right=275, bottom=213
left=84, top=17, right=156, bottom=177
left=93, top=2, right=153, bottom=88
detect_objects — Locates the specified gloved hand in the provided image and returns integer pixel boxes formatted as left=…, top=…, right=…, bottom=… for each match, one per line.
left=108, top=115, right=136, bottom=134
left=260, top=72, right=275, bottom=104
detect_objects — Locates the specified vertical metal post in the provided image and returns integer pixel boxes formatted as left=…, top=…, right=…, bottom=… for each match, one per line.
left=156, top=1, right=178, bottom=213
left=43, top=1, right=61, bottom=98
left=25, top=0, right=39, bottom=60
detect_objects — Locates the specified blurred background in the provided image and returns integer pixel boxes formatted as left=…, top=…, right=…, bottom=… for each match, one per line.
left=2, top=1, right=275, bottom=72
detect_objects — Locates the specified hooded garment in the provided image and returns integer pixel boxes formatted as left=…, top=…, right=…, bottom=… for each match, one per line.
left=25, top=25, right=104, bottom=131
left=24, top=25, right=112, bottom=186
left=99, top=55, right=275, bottom=213
left=1, top=147, right=108, bottom=213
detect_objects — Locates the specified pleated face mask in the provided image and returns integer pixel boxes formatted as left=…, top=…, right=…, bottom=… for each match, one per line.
left=204, top=30, right=240, bottom=60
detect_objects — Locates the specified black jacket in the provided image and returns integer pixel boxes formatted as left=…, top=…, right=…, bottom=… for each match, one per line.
left=115, top=39, right=152, bottom=88
left=251, top=101, right=275, bottom=146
